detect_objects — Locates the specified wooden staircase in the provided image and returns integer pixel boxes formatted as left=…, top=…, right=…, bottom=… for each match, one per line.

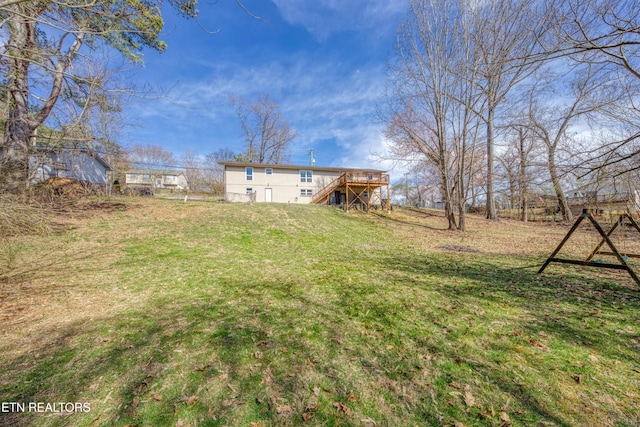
left=311, top=173, right=347, bottom=205
left=312, top=171, right=390, bottom=212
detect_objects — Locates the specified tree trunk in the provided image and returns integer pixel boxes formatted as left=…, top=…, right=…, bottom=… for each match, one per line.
left=486, top=106, right=497, bottom=219
left=443, top=192, right=457, bottom=230
left=456, top=149, right=467, bottom=231
left=438, top=140, right=457, bottom=230
left=1, top=113, right=33, bottom=194
left=548, top=151, right=573, bottom=222
left=437, top=124, right=457, bottom=230
left=508, top=179, right=516, bottom=211
left=520, top=195, right=528, bottom=222
left=440, top=168, right=458, bottom=230
left=0, top=11, right=36, bottom=194
left=518, top=127, right=528, bottom=222
left=457, top=197, right=466, bottom=231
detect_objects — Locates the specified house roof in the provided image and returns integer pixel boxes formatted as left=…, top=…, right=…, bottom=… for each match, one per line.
left=1, top=145, right=113, bottom=171
left=219, top=162, right=387, bottom=174
left=45, top=147, right=114, bottom=171
left=126, top=169, right=186, bottom=176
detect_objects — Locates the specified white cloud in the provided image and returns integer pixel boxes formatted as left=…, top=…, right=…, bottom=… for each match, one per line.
left=126, top=54, right=396, bottom=170
left=270, top=0, right=408, bottom=40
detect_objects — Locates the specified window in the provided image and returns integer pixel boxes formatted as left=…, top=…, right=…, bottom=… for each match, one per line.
left=143, top=174, right=150, bottom=179
left=165, top=175, right=175, bottom=182
left=265, top=168, right=273, bottom=175
left=246, top=187, right=253, bottom=195
left=300, top=170, right=312, bottom=183
left=130, top=174, right=137, bottom=180
left=300, top=189, right=313, bottom=197
left=246, top=167, right=253, bottom=181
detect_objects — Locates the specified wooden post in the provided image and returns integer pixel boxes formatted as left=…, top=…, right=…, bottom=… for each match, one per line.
left=538, top=209, right=640, bottom=287
left=538, top=210, right=587, bottom=274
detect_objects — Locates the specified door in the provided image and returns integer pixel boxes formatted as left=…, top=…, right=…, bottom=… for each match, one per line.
left=334, top=190, right=342, bottom=206
left=265, top=188, right=272, bottom=203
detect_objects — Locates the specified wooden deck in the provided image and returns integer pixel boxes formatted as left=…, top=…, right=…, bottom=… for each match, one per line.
left=312, top=171, right=390, bottom=212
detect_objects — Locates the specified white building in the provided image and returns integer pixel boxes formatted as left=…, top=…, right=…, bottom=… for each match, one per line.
left=125, top=170, right=189, bottom=191
left=0, top=146, right=113, bottom=186
left=221, top=162, right=390, bottom=211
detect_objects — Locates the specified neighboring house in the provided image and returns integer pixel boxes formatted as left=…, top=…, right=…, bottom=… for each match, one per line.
left=221, top=162, right=390, bottom=211
left=0, top=145, right=113, bottom=185
left=568, top=182, right=640, bottom=214
left=125, top=170, right=189, bottom=190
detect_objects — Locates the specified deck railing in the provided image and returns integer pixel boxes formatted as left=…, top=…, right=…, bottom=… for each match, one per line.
left=343, top=172, right=389, bottom=184
left=311, top=171, right=390, bottom=205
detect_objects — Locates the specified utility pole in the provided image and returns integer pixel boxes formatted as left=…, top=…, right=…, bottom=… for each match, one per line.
left=309, top=149, right=315, bottom=166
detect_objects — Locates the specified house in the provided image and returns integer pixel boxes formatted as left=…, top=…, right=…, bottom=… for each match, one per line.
left=0, top=145, right=113, bottom=186
left=125, top=170, right=189, bottom=191
left=31, top=147, right=113, bottom=185
left=567, top=182, right=640, bottom=215
left=221, top=162, right=390, bottom=211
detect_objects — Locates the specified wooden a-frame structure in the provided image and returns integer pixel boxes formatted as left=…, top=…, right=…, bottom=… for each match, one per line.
left=538, top=209, right=640, bottom=286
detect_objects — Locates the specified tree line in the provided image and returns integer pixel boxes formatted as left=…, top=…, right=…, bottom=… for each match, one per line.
left=16, top=88, right=296, bottom=195
left=382, top=0, right=640, bottom=230
left=0, top=0, right=297, bottom=196
left=2, top=0, right=638, bottom=227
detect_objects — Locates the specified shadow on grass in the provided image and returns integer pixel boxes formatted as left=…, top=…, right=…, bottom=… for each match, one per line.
left=0, top=278, right=365, bottom=427
left=2, top=249, right=639, bottom=426
left=378, top=251, right=640, bottom=425
left=0, top=247, right=111, bottom=286
left=0, top=310, right=180, bottom=426
left=369, top=208, right=448, bottom=231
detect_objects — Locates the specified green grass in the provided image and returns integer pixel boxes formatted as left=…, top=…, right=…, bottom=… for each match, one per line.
left=1, top=200, right=639, bottom=426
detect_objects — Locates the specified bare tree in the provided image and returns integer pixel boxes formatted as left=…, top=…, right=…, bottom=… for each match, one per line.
left=384, top=0, right=485, bottom=231
left=546, top=0, right=640, bottom=175
left=497, top=147, right=519, bottom=211
left=469, top=0, right=550, bottom=220
left=230, top=94, right=297, bottom=164
left=203, top=148, right=235, bottom=195
left=128, top=144, right=177, bottom=172
left=520, top=60, right=627, bottom=221
left=449, top=12, right=484, bottom=230
left=181, top=150, right=204, bottom=192
left=548, top=0, right=640, bottom=78
left=388, top=0, right=457, bottom=229
left=497, top=125, right=540, bottom=221
left=0, top=0, right=199, bottom=194
left=385, top=104, right=458, bottom=229
left=42, top=53, right=130, bottom=174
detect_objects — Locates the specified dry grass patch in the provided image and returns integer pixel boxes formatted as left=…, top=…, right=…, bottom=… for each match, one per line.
left=0, top=200, right=639, bottom=427
left=0, top=198, right=51, bottom=237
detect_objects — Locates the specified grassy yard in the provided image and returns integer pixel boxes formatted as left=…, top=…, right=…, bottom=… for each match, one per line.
left=1, top=199, right=639, bottom=427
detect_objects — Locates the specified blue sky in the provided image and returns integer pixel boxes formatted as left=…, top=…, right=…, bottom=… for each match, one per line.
left=123, top=0, right=409, bottom=170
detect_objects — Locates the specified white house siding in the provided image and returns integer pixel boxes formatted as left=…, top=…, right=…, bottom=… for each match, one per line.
left=125, top=171, right=188, bottom=190
left=225, top=165, right=343, bottom=203
left=223, top=163, right=386, bottom=204
left=30, top=150, right=111, bottom=184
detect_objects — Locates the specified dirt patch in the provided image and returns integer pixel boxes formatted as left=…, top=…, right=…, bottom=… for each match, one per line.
left=64, top=199, right=130, bottom=215
left=437, top=245, right=479, bottom=253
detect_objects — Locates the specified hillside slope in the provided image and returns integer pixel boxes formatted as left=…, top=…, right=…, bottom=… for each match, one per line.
left=1, top=200, right=638, bottom=427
